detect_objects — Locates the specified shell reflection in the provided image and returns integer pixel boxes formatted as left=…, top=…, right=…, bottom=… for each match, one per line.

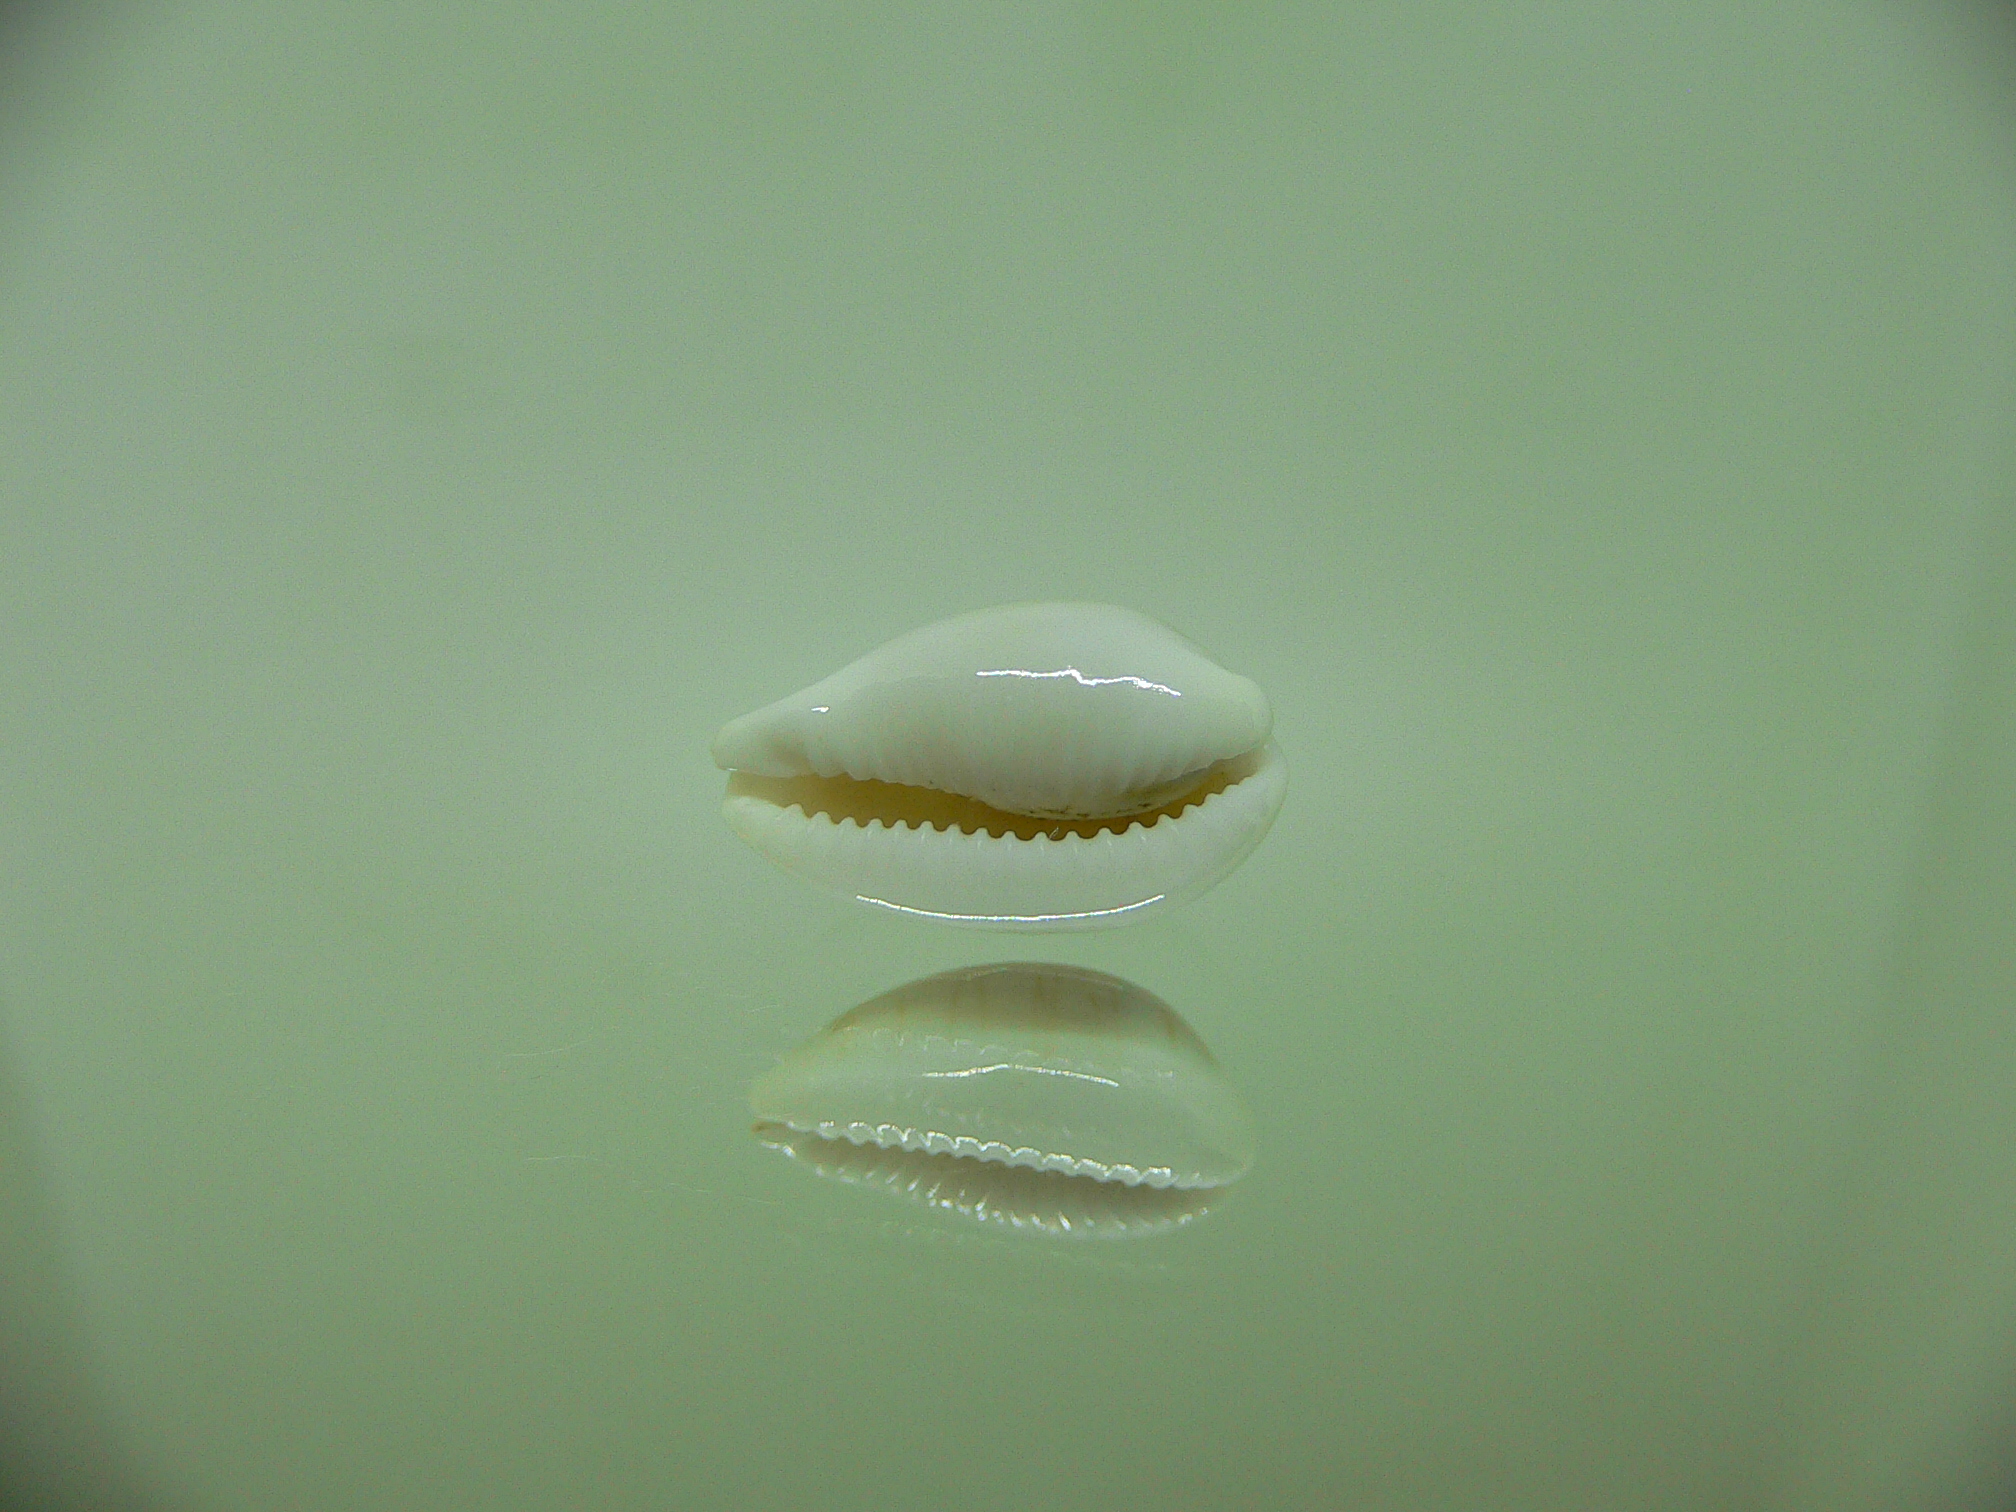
left=749, top=963, right=1254, bottom=1237
left=756, top=1126, right=1222, bottom=1238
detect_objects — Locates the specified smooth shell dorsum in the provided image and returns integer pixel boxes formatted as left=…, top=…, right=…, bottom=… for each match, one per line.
left=712, top=602, right=1286, bottom=930
left=712, top=602, right=1269, bottom=819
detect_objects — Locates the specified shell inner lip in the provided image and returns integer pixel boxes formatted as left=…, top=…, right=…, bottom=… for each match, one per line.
left=722, top=749, right=1264, bottom=841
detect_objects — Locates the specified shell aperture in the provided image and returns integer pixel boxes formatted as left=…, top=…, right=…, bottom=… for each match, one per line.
left=712, top=603, right=1285, bottom=929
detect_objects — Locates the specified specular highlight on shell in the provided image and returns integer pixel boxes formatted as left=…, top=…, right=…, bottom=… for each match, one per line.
left=711, top=602, right=1285, bottom=929
left=748, top=963, right=1256, bottom=1237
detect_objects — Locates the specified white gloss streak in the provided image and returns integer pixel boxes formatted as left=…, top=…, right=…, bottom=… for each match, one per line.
left=975, top=666, right=1181, bottom=697
left=853, top=893, right=1167, bottom=925
left=920, top=1063, right=1122, bottom=1088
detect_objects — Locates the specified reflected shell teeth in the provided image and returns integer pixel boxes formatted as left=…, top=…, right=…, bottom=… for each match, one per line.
left=754, top=1126, right=1222, bottom=1240
left=747, top=963, right=1257, bottom=1202
left=810, top=1119, right=1184, bottom=1188
left=712, top=602, right=1285, bottom=929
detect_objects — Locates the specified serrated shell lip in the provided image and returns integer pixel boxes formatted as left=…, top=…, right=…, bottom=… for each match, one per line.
left=721, top=741, right=1286, bottom=930
left=783, top=1117, right=1193, bottom=1188
left=751, top=1124, right=1224, bottom=1240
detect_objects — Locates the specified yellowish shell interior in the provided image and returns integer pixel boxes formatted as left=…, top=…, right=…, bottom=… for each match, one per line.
left=725, top=749, right=1261, bottom=841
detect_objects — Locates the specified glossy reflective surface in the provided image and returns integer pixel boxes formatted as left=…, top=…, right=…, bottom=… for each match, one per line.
left=720, top=740, right=1286, bottom=930
left=714, top=603, right=1286, bottom=928
left=3, top=3, right=2014, bottom=1510
left=715, top=603, right=1272, bottom=819
left=749, top=963, right=1255, bottom=1195
left=754, top=1124, right=1225, bottom=1239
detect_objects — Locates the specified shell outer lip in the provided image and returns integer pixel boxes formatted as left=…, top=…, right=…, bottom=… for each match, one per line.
left=721, top=741, right=1286, bottom=931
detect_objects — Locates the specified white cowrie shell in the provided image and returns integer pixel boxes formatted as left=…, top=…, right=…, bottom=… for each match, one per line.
left=712, top=603, right=1286, bottom=930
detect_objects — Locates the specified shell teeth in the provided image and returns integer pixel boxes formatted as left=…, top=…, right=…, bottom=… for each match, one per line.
left=723, top=747, right=1284, bottom=931
left=749, top=964, right=1257, bottom=1234
left=715, top=604, right=1281, bottom=927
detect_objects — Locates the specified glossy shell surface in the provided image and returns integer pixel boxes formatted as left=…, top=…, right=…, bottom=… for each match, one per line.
left=748, top=963, right=1256, bottom=1195
left=713, top=603, right=1285, bottom=929
left=755, top=1126, right=1222, bottom=1239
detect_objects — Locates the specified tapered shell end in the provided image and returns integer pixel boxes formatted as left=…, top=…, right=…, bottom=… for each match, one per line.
left=711, top=701, right=821, bottom=776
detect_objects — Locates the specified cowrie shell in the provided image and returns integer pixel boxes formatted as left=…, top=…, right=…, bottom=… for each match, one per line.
left=712, top=603, right=1285, bottom=929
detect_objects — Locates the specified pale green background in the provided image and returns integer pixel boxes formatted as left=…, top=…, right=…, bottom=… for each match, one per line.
left=3, top=3, right=2015, bottom=1509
